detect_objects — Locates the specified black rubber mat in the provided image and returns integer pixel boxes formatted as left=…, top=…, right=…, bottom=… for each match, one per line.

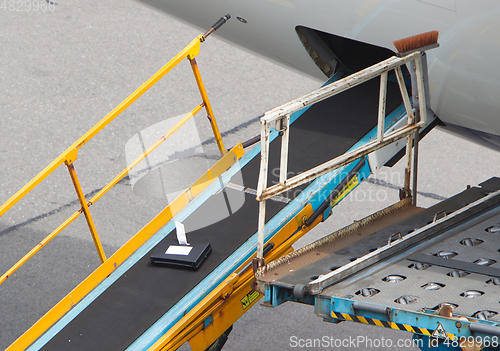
left=41, top=78, right=403, bottom=350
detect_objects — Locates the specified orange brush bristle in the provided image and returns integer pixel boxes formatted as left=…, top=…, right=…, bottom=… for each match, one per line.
left=393, top=30, right=439, bottom=54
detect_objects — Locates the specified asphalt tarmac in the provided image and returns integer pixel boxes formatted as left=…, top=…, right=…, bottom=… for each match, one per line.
left=2, top=1, right=500, bottom=350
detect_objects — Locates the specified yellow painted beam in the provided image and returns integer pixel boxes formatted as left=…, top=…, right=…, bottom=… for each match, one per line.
left=189, top=58, right=226, bottom=155
left=147, top=274, right=240, bottom=351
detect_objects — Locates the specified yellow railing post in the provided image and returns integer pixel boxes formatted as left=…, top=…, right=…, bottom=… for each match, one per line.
left=66, top=161, right=107, bottom=263
left=189, top=57, right=226, bottom=156
left=0, top=36, right=204, bottom=220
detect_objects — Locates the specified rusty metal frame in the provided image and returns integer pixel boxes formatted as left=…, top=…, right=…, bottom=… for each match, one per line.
left=255, top=51, right=430, bottom=261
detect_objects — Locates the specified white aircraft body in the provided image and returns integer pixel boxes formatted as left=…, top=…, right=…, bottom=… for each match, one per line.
left=138, top=0, right=500, bottom=150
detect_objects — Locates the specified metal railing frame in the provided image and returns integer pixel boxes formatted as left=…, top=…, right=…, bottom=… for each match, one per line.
left=255, top=51, right=431, bottom=262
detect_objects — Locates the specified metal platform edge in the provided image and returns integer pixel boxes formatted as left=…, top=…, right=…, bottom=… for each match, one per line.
left=260, top=179, right=500, bottom=348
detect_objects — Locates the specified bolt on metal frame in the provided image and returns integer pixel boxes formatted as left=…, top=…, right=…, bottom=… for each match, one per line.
left=255, top=51, right=430, bottom=262
left=0, top=32, right=225, bottom=286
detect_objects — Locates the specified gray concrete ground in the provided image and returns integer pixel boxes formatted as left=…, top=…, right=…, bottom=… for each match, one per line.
left=1, top=1, right=500, bottom=350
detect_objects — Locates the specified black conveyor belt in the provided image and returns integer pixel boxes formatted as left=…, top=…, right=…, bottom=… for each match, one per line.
left=41, top=78, right=402, bottom=350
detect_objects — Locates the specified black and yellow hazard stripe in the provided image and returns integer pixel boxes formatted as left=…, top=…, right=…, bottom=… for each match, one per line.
left=331, top=312, right=455, bottom=340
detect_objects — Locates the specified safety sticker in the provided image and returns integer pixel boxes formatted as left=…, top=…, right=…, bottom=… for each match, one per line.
left=432, top=322, right=448, bottom=339
left=331, top=175, right=359, bottom=207
left=241, top=290, right=260, bottom=310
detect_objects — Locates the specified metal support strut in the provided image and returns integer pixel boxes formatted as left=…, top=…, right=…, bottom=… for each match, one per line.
left=66, top=161, right=107, bottom=263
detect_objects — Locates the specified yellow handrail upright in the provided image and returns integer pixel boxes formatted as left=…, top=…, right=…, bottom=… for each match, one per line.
left=66, top=162, right=107, bottom=263
left=189, top=57, right=226, bottom=155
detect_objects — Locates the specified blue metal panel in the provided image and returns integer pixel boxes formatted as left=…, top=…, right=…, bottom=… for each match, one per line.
left=264, top=284, right=273, bottom=305
left=330, top=296, right=463, bottom=338
left=314, top=295, right=337, bottom=323
left=328, top=296, right=500, bottom=345
left=264, top=285, right=500, bottom=350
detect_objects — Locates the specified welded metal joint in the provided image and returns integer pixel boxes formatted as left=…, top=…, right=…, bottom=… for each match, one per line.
left=252, top=257, right=265, bottom=273
left=433, top=210, right=447, bottom=222
left=399, top=187, right=412, bottom=200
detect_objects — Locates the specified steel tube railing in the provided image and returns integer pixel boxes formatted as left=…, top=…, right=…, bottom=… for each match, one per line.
left=0, top=35, right=206, bottom=219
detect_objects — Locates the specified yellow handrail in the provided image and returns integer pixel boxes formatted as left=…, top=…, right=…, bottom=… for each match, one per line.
left=0, top=31, right=227, bottom=284
left=1, top=35, right=207, bottom=218
left=0, top=104, right=205, bottom=285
